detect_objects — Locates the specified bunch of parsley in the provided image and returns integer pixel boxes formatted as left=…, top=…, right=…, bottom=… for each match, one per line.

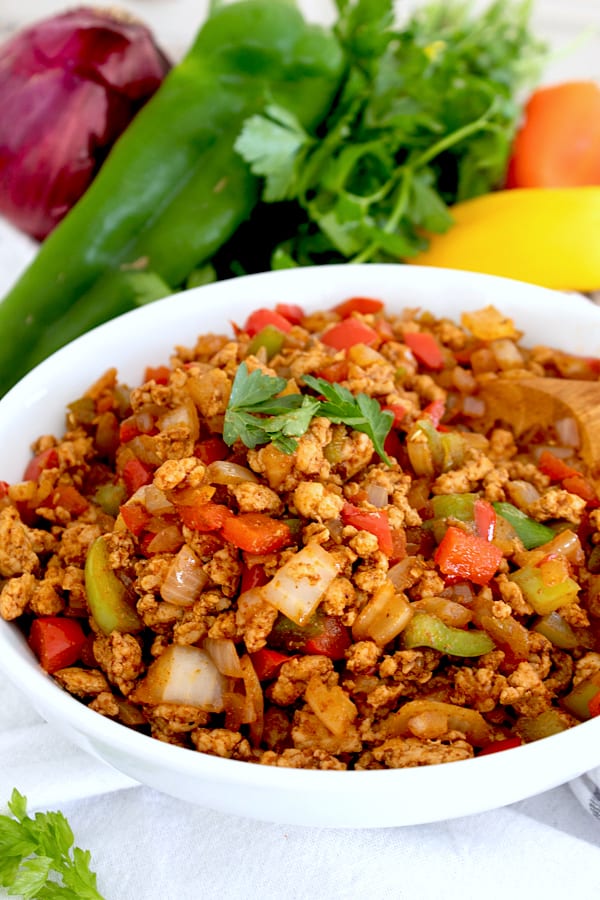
left=233, top=0, right=547, bottom=270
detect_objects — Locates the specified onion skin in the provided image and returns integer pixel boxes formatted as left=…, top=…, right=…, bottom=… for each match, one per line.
left=0, top=7, right=170, bottom=240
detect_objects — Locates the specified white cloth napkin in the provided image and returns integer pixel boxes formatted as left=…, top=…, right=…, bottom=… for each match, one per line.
left=2, top=205, right=600, bottom=900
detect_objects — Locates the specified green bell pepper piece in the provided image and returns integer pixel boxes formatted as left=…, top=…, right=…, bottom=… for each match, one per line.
left=85, top=536, right=143, bottom=635
left=492, top=501, right=555, bottom=549
left=0, top=0, right=345, bottom=395
left=401, top=611, right=494, bottom=657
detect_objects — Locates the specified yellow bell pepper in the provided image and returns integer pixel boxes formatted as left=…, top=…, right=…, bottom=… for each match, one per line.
left=410, top=186, right=600, bottom=291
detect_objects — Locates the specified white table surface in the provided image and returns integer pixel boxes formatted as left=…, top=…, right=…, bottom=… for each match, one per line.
left=1, top=2, right=600, bottom=898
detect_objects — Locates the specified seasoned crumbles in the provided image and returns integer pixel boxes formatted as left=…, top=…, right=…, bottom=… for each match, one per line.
left=2, top=297, right=600, bottom=769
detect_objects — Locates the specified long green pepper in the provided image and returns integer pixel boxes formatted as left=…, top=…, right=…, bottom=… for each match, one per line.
left=0, top=0, right=345, bottom=395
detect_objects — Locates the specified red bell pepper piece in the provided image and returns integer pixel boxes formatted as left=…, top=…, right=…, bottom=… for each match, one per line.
left=341, top=502, right=394, bottom=556
left=28, top=616, right=87, bottom=674
left=404, top=331, right=444, bottom=370
left=321, top=318, right=379, bottom=351
left=332, top=296, right=384, bottom=317
left=421, top=398, right=445, bottom=428
left=474, top=499, right=496, bottom=541
left=562, top=474, right=598, bottom=505
left=269, top=612, right=351, bottom=660
left=588, top=691, right=600, bottom=718
left=120, top=502, right=152, bottom=536
left=240, top=564, right=269, bottom=594
left=275, top=303, right=305, bottom=325
left=222, top=513, right=291, bottom=554
left=122, top=457, right=153, bottom=495
left=23, top=447, right=59, bottom=481
left=144, top=365, right=171, bottom=385
left=179, top=501, right=232, bottom=532
left=249, top=647, right=292, bottom=681
left=50, top=485, right=89, bottom=515
left=244, top=308, right=293, bottom=337
left=538, top=450, right=581, bottom=481
left=435, top=525, right=503, bottom=586
left=314, top=358, right=349, bottom=383
left=194, top=436, right=229, bottom=464
left=383, top=404, right=407, bottom=427
left=478, top=736, right=523, bottom=755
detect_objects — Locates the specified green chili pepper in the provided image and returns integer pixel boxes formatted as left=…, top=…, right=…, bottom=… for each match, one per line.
left=0, top=0, right=345, bottom=395
left=492, top=501, right=555, bottom=549
left=401, top=611, right=494, bottom=657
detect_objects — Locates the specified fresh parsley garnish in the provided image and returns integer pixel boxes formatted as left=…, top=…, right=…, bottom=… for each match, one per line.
left=223, top=363, right=320, bottom=454
left=234, top=0, right=547, bottom=269
left=223, top=364, right=394, bottom=464
left=0, top=789, right=104, bottom=899
left=303, top=375, right=394, bottom=465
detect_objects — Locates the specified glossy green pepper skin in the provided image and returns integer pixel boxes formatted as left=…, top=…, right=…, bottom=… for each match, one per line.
left=0, top=0, right=345, bottom=394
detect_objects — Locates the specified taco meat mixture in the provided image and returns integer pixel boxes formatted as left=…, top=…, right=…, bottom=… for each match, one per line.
left=2, top=296, right=600, bottom=770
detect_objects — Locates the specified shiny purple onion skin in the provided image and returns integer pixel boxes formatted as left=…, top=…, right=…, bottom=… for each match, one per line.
left=0, top=7, right=171, bottom=240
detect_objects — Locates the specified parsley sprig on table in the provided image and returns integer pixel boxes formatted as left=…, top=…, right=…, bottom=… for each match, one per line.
left=0, top=790, right=104, bottom=899
left=234, top=0, right=547, bottom=270
left=223, top=364, right=394, bottom=463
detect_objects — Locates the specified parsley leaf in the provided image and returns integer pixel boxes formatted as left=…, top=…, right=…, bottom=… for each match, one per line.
left=0, top=790, right=105, bottom=899
left=235, top=0, right=547, bottom=269
left=223, top=363, right=320, bottom=453
left=223, top=364, right=394, bottom=464
left=303, top=375, right=394, bottom=465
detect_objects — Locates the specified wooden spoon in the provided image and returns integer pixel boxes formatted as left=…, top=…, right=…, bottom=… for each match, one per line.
left=478, top=377, right=600, bottom=475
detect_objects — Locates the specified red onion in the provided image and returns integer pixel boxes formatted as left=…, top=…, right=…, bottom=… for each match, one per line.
left=0, top=7, right=170, bottom=239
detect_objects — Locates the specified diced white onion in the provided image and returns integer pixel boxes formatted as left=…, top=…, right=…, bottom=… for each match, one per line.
left=555, top=417, right=580, bottom=449
left=203, top=637, right=244, bottom=677
left=261, top=543, right=339, bottom=626
left=144, top=483, right=174, bottom=515
left=160, top=544, right=208, bottom=606
left=366, top=483, right=389, bottom=508
left=240, top=654, right=264, bottom=745
left=205, top=460, right=258, bottom=485
left=461, top=395, right=486, bottom=417
left=489, top=339, right=523, bottom=370
left=388, top=556, right=418, bottom=591
left=507, top=479, right=540, bottom=508
left=134, top=645, right=228, bottom=711
left=159, top=398, right=199, bottom=442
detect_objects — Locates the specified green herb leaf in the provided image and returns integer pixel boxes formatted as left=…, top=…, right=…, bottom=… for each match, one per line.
left=0, top=790, right=105, bottom=899
left=223, top=364, right=394, bottom=464
left=223, top=363, right=320, bottom=453
left=303, top=374, right=394, bottom=464
left=235, top=0, right=547, bottom=270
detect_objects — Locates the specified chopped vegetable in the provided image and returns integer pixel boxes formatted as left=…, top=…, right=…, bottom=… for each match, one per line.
left=0, top=7, right=170, bottom=240
left=341, top=502, right=394, bottom=555
left=269, top=611, right=351, bottom=659
left=401, top=611, right=495, bottom=657
left=509, top=558, right=579, bottom=615
left=0, top=0, right=345, bottom=395
left=243, top=307, right=293, bottom=337
left=384, top=699, right=491, bottom=747
left=533, top=610, right=578, bottom=650
left=222, top=512, right=292, bottom=554
left=410, top=186, right=600, bottom=291
left=352, top=580, right=413, bottom=646
left=320, top=318, right=379, bottom=351
left=404, top=332, right=444, bottom=370
left=261, top=543, right=339, bottom=625
left=84, top=536, right=143, bottom=634
left=492, top=501, right=555, bottom=549
left=506, top=81, right=600, bottom=188
left=434, top=525, right=503, bottom=586
left=133, top=644, right=228, bottom=710
left=562, top=675, right=600, bottom=721
left=28, top=617, right=87, bottom=674
left=0, top=789, right=105, bottom=899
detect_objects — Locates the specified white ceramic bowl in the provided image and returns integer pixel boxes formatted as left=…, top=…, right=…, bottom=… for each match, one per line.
left=1, top=264, right=599, bottom=828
